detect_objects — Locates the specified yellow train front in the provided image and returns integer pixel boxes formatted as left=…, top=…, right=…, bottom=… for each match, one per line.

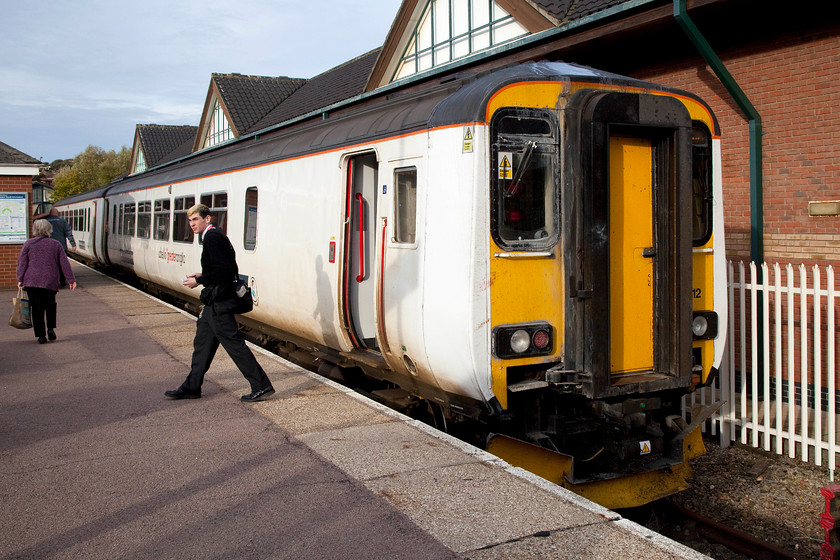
left=446, top=63, right=726, bottom=509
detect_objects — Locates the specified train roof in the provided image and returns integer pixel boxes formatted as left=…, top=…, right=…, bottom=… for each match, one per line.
left=56, top=61, right=716, bottom=203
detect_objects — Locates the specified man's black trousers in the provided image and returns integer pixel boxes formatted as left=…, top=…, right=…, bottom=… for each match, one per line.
left=181, top=303, right=271, bottom=393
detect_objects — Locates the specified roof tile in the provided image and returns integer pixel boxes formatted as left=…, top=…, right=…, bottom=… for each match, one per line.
left=250, top=49, right=381, bottom=132
left=0, top=140, right=40, bottom=165
left=212, top=74, right=307, bottom=134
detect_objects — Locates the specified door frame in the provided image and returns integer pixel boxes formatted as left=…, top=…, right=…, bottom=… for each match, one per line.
left=564, top=90, right=694, bottom=399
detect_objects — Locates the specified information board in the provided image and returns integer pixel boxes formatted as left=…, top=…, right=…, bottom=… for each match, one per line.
left=0, top=192, right=28, bottom=244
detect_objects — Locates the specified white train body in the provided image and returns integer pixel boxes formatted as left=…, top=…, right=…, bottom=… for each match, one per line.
left=56, top=62, right=728, bottom=507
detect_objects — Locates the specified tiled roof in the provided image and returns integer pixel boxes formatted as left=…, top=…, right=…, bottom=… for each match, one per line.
left=0, top=140, right=40, bottom=165
left=534, top=0, right=630, bottom=22
left=137, top=125, right=198, bottom=167
left=212, top=74, right=307, bottom=135
left=249, top=49, right=381, bottom=132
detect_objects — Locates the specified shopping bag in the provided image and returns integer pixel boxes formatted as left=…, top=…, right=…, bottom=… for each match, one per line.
left=9, top=287, right=32, bottom=329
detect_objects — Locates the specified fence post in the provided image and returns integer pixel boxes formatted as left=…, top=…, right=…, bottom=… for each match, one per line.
left=816, top=266, right=823, bottom=467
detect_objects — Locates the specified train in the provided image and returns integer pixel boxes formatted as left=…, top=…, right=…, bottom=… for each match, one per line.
left=54, top=61, right=727, bottom=509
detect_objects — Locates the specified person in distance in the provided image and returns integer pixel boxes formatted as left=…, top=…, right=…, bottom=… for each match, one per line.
left=17, top=219, right=77, bottom=344
left=164, top=203, right=274, bottom=402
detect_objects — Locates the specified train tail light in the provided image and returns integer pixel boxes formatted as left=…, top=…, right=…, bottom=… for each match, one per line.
left=493, top=322, right=553, bottom=359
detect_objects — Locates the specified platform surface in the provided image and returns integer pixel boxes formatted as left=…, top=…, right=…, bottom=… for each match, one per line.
left=0, top=262, right=709, bottom=559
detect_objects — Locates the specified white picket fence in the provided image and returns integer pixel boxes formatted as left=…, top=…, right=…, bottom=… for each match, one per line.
left=687, top=260, right=838, bottom=480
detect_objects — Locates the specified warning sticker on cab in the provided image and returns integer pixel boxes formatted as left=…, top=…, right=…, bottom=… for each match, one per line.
left=463, top=126, right=474, bottom=153
left=498, top=152, right=513, bottom=179
left=639, top=440, right=652, bottom=455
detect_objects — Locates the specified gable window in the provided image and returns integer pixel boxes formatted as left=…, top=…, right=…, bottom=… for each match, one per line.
left=393, top=0, right=528, bottom=81
left=134, top=149, right=147, bottom=173
left=202, top=100, right=233, bottom=149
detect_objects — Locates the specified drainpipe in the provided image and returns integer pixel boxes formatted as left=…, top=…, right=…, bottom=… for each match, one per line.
left=673, top=0, right=764, bottom=263
left=674, top=0, right=765, bottom=383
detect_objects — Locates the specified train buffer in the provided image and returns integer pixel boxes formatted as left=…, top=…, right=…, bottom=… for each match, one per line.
left=0, top=261, right=712, bottom=559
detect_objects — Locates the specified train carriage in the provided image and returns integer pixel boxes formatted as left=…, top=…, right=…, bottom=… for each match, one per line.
left=55, top=61, right=726, bottom=508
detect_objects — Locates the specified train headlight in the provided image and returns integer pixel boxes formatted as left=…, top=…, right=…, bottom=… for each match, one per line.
left=692, top=316, right=708, bottom=337
left=510, top=330, right=531, bottom=353
left=692, top=311, right=718, bottom=340
left=493, top=322, right=553, bottom=359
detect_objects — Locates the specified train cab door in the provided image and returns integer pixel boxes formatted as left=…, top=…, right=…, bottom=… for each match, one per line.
left=342, top=153, right=379, bottom=350
left=566, top=91, right=693, bottom=398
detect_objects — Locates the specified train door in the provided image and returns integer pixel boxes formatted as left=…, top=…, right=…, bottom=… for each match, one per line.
left=99, top=199, right=111, bottom=265
left=342, top=153, right=379, bottom=350
left=566, top=91, right=693, bottom=398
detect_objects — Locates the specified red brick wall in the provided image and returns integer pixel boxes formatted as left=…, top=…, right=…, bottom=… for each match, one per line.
left=631, top=26, right=840, bottom=268
left=0, top=175, right=34, bottom=288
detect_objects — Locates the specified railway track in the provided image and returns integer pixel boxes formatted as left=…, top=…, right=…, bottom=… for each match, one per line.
left=623, top=499, right=806, bottom=560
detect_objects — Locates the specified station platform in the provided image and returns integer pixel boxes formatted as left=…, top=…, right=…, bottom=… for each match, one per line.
left=0, top=262, right=710, bottom=559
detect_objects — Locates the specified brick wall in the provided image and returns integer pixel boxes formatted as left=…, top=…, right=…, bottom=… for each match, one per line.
left=630, top=26, right=840, bottom=269
left=0, top=175, right=34, bottom=288
left=634, top=27, right=840, bottom=268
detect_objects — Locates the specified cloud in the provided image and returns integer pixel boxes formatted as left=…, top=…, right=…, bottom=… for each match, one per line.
left=0, top=0, right=400, bottom=160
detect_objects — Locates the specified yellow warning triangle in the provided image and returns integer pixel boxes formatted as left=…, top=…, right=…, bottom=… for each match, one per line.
left=641, top=441, right=651, bottom=454
left=464, top=128, right=472, bottom=140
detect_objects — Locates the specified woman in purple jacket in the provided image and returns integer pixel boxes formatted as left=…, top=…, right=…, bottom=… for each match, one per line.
left=17, top=219, right=77, bottom=343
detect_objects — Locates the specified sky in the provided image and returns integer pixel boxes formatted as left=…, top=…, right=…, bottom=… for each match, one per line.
left=0, top=0, right=402, bottom=163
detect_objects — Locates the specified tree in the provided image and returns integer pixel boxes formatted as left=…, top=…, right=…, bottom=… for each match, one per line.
left=52, top=145, right=130, bottom=201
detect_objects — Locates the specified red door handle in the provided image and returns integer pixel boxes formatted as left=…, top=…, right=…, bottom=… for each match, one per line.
left=356, top=193, right=365, bottom=282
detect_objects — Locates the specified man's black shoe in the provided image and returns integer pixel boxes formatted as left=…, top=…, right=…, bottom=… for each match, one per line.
left=241, top=387, right=275, bottom=402
left=164, top=388, right=201, bottom=399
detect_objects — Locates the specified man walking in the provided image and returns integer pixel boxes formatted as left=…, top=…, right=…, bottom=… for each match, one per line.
left=164, top=203, right=274, bottom=402
left=46, top=208, right=76, bottom=252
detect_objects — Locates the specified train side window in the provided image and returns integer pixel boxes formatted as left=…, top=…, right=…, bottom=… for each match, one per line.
left=393, top=167, right=417, bottom=244
left=154, top=199, right=171, bottom=241
left=137, top=201, right=151, bottom=238
left=173, top=196, right=196, bottom=243
left=123, top=202, right=136, bottom=237
left=692, top=123, right=713, bottom=246
left=491, top=109, right=559, bottom=250
left=244, top=187, right=258, bottom=250
left=200, top=192, right=227, bottom=234
left=118, top=204, right=124, bottom=235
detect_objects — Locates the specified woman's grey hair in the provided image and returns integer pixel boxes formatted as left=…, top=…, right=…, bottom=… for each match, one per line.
left=33, top=219, right=53, bottom=237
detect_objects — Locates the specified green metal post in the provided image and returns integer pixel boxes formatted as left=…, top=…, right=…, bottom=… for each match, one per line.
left=673, top=0, right=763, bottom=263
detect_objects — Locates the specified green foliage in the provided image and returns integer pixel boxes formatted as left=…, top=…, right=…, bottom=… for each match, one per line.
left=49, top=158, right=75, bottom=172
left=52, top=145, right=130, bottom=201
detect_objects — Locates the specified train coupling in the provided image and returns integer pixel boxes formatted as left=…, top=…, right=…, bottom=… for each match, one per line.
left=545, top=363, right=589, bottom=393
